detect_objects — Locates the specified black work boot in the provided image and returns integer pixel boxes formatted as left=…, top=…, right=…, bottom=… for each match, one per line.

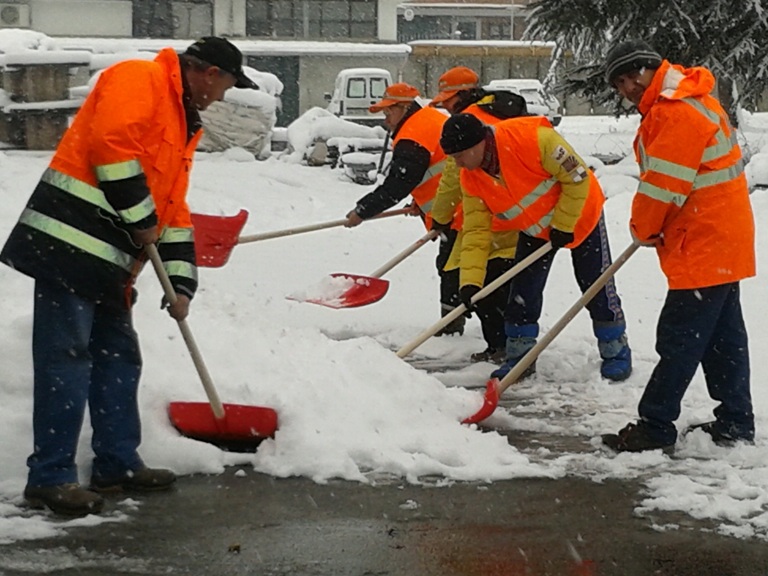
left=24, top=483, right=104, bottom=516
left=435, top=306, right=465, bottom=337
left=601, top=422, right=675, bottom=453
left=91, top=467, right=177, bottom=493
left=469, top=347, right=506, bottom=364
left=685, top=421, right=754, bottom=447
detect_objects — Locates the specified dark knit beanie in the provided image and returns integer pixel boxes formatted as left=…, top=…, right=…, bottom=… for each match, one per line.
left=605, top=40, right=662, bottom=84
left=440, top=113, right=487, bottom=154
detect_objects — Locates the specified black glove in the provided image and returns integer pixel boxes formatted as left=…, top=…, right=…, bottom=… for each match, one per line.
left=549, top=228, right=574, bottom=249
left=459, top=285, right=481, bottom=312
left=430, top=219, right=452, bottom=241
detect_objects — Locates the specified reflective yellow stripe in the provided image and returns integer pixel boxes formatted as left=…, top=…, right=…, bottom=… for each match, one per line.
left=419, top=159, right=446, bottom=186
left=96, top=159, right=144, bottom=182
left=497, top=177, right=557, bottom=221
left=692, top=159, right=745, bottom=190
left=119, top=195, right=156, bottom=224
left=645, top=156, right=697, bottom=183
left=41, top=168, right=117, bottom=216
left=164, top=260, right=198, bottom=282
left=637, top=181, right=688, bottom=207
left=19, top=208, right=136, bottom=271
left=161, top=227, right=195, bottom=243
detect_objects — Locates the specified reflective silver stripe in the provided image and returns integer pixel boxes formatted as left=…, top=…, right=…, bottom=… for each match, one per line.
left=41, top=168, right=117, bottom=216
left=637, top=181, right=688, bottom=207
left=521, top=210, right=553, bottom=237
left=692, top=159, right=745, bottom=190
left=19, top=208, right=136, bottom=271
left=420, top=159, right=446, bottom=186
left=420, top=199, right=434, bottom=213
left=645, top=156, right=697, bottom=183
left=161, top=227, right=195, bottom=243
left=96, top=159, right=144, bottom=182
left=164, top=260, right=198, bottom=283
left=119, top=194, right=156, bottom=224
left=497, top=177, right=557, bottom=221
left=681, top=97, right=734, bottom=163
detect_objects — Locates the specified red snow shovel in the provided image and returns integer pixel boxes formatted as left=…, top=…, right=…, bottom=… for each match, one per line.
left=396, top=242, right=553, bottom=359
left=295, top=229, right=439, bottom=309
left=146, top=244, right=278, bottom=449
left=192, top=207, right=411, bottom=268
left=462, top=241, right=640, bottom=425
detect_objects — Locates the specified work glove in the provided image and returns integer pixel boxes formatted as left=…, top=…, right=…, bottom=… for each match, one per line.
left=430, top=219, right=452, bottom=241
left=549, top=228, right=574, bottom=249
left=459, top=285, right=481, bottom=312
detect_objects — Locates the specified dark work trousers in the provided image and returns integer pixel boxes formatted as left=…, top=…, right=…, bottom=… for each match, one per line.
left=504, top=214, right=625, bottom=327
left=475, top=257, right=516, bottom=350
left=28, top=280, right=144, bottom=487
left=638, top=282, right=753, bottom=443
left=437, top=228, right=461, bottom=309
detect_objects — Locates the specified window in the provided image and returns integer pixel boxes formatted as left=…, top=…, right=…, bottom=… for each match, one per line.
left=247, top=0, right=377, bottom=39
left=370, top=77, right=387, bottom=98
left=347, top=78, right=366, bottom=98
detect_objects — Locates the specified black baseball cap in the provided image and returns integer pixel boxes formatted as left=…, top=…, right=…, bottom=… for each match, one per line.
left=184, top=36, right=258, bottom=90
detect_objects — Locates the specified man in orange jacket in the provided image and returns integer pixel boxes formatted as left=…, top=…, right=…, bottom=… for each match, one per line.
left=600, top=41, right=756, bottom=452
left=428, top=66, right=527, bottom=363
left=344, top=83, right=461, bottom=334
left=439, top=113, right=632, bottom=383
left=0, top=37, right=257, bottom=515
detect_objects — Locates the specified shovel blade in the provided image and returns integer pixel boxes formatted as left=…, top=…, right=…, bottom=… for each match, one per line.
left=191, top=209, right=249, bottom=268
left=169, top=401, right=278, bottom=450
left=461, top=378, right=500, bottom=425
left=300, top=273, right=390, bottom=309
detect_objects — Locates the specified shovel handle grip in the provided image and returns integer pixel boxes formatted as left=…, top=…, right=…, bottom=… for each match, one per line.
left=495, top=241, right=640, bottom=396
left=396, top=242, right=553, bottom=359
left=237, top=207, right=412, bottom=244
left=146, top=244, right=225, bottom=420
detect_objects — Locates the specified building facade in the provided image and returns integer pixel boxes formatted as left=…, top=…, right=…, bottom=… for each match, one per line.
left=1, top=0, right=532, bottom=42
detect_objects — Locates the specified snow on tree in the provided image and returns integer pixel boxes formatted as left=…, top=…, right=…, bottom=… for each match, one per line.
left=525, top=0, right=768, bottom=125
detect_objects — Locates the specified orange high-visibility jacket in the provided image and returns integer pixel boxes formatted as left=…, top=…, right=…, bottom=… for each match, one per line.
left=460, top=116, right=604, bottom=248
left=0, top=48, right=200, bottom=309
left=431, top=99, right=519, bottom=286
left=632, top=60, right=755, bottom=289
left=394, top=106, right=449, bottom=229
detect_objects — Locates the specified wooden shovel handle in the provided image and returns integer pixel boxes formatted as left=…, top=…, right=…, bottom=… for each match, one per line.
left=146, top=244, right=225, bottom=419
left=397, top=242, right=553, bottom=359
left=237, top=207, right=412, bottom=244
left=369, top=230, right=438, bottom=278
left=495, top=241, right=640, bottom=396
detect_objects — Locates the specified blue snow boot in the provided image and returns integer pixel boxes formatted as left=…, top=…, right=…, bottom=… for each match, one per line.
left=595, top=324, right=632, bottom=382
left=490, top=323, right=538, bottom=381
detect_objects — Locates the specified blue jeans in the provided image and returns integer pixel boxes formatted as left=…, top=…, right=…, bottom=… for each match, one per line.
left=639, top=283, right=753, bottom=443
left=504, top=214, right=626, bottom=327
left=28, top=280, right=144, bottom=487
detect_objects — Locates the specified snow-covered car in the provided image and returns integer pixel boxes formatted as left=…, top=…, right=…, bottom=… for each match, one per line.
left=484, top=78, right=562, bottom=126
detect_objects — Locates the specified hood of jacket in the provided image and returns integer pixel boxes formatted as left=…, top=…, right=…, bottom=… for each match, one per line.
left=638, top=59, right=716, bottom=116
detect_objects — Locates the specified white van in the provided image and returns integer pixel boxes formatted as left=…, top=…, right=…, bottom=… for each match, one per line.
left=484, top=78, right=562, bottom=126
left=325, top=68, right=392, bottom=126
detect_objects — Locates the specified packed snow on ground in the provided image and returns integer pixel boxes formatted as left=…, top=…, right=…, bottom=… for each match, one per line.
left=1, top=113, right=768, bottom=549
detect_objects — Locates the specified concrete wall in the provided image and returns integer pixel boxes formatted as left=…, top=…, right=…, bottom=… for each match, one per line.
left=30, top=0, right=132, bottom=37
left=298, top=55, right=409, bottom=113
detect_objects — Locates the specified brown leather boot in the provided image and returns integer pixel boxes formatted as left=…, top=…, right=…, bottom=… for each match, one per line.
left=90, top=467, right=177, bottom=493
left=24, top=483, right=104, bottom=516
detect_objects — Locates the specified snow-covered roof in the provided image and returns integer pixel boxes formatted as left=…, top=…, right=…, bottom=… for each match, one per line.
left=52, top=37, right=412, bottom=57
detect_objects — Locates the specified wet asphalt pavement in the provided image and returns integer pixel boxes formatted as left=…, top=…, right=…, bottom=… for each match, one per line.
left=3, top=432, right=768, bottom=576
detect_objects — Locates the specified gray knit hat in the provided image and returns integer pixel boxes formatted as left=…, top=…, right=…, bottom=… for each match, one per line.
left=605, top=40, right=662, bottom=84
